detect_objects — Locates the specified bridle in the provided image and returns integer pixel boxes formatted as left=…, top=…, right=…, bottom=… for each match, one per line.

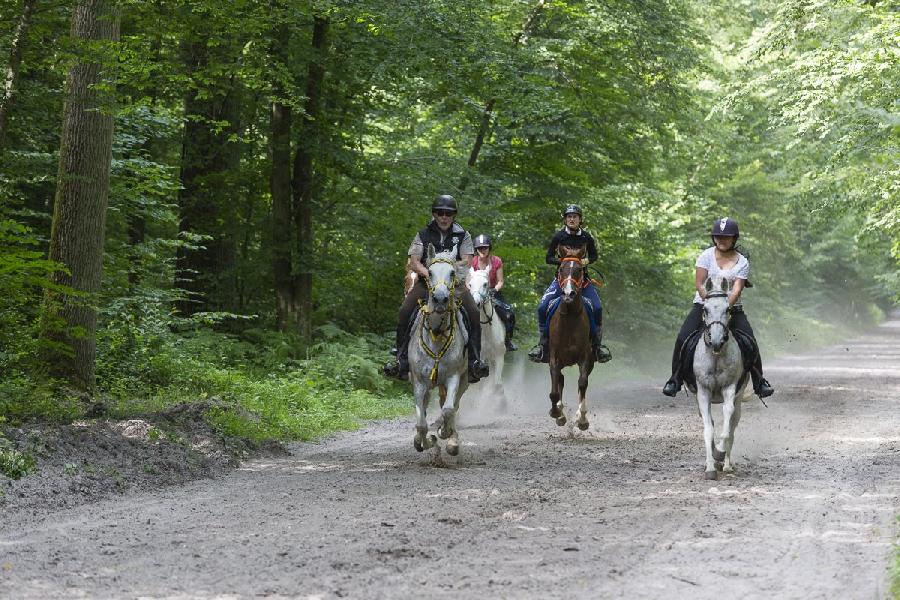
left=557, top=257, right=585, bottom=291
left=702, top=291, right=731, bottom=348
left=417, top=257, right=459, bottom=383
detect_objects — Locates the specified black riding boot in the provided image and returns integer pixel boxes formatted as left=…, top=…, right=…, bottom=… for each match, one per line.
left=750, top=367, right=774, bottom=398
left=527, top=330, right=550, bottom=363
left=383, top=324, right=411, bottom=380
left=591, top=327, right=612, bottom=363
left=662, top=376, right=682, bottom=397
left=465, top=316, right=489, bottom=383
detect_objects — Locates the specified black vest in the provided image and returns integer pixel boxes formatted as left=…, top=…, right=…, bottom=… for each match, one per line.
left=418, top=221, right=467, bottom=260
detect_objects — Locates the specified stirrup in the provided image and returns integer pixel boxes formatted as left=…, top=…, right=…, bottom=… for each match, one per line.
left=528, top=344, right=549, bottom=364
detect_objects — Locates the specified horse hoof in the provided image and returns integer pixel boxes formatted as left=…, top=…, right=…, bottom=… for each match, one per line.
left=712, top=447, right=726, bottom=462
left=715, top=461, right=723, bottom=471
left=428, top=434, right=437, bottom=447
left=414, top=438, right=424, bottom=452
left=577, top=421, right=589, bottom=431
left=549, top=405, right=562, bottom=419
left=446, top=442, right=459, bottom=457
left=556, top=416, right=567, bottom=427
left=438, top=426, right=453, bottom=440
left=705, top=470, right=718, bottom=480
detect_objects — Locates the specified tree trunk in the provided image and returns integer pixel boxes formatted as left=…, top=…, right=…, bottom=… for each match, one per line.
left=291, top=16, right=328, bottom=344
left=41, top=0, right=120, bottom=391
left=175, top=34, right=241, bottom=315
left=0, top=0, right=37, bottom=149
left=270, top=13, right=294, bottom=332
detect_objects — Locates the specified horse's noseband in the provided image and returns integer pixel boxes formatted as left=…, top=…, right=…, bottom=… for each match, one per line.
left=557, top=257, right=584, bottom=292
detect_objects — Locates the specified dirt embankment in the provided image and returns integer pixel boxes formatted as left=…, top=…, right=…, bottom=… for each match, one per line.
left=1, top=318, right=898, bottom=599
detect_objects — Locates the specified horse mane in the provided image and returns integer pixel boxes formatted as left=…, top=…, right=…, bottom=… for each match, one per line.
left=558, top=244, right=585, bottom=258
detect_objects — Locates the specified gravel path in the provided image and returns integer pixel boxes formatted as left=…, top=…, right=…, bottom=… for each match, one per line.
left=2, top=318, right=898, bottom=599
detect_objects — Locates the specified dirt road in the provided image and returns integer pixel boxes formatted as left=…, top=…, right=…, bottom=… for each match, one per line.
left=2, top=318, right=898, bottom=599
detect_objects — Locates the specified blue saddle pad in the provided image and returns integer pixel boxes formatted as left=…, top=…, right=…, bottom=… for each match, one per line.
left=546, top=296, right=596, bottom=330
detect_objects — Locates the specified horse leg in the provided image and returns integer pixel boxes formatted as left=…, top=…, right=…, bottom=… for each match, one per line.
left=431, top=385, right=448, bottom=431
left=440, top=374, right=463, bottom=456
left=575, top=360, right=592, bottom=431
left=713, top=384, right=737, bottom=469
left=413, top=381, right=436, bottom=452
left=721, top=387, right=741, bottom=473
left=696, top=387, right=717, bottom=479
left=549, top=367, right=566, bottom=425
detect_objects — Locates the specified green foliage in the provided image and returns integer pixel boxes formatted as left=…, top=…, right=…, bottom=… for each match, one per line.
left=0, top=435, right=36, bottom=480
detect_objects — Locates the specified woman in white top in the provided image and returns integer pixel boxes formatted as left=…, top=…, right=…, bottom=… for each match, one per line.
left=662, top=218, right=774, bottom=398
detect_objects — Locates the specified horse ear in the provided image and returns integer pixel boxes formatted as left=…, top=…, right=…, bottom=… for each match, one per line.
left=704, top=277, right=713, bottom=293
left=426, top=244, right=435, bottom=265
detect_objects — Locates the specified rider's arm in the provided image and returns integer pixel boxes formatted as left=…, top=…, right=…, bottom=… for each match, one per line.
left=728, top=279, right=746, bottom=306
left=545, top=233, right=561, bottom=265
left=586, top=234, right=599, bottom=264
left=695, top=266, right=709, bottom=300
left=409, top=253, right=430, bottom=279
left=494, top=264, right=504, bottom=291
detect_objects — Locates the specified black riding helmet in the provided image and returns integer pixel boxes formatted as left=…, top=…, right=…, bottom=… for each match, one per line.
left=473, top=234, right=492, bottom=249
left=562, top=204, right=582, bottom=218
left=432, top=194, right=458, bottom=213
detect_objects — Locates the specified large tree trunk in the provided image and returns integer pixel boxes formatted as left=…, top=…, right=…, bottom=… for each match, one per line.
left=41, top=0, right=120, bottom=391
left=290, top=16, right=328, bottom=343
left=270, top=13, right=294, bottom=332
left=0, top=0, right=37, bottom=149
left=175, top=34, right=241, bottom=315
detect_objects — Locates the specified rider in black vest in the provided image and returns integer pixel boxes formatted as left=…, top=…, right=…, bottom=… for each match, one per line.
left=383, top=195, right=489, bottom=383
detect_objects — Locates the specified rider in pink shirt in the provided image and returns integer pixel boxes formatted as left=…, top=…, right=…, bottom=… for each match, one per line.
left=471, top=234, right=517, bottom=351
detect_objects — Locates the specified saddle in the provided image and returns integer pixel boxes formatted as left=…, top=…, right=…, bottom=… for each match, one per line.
left=678, top=326, right=756, bottom=401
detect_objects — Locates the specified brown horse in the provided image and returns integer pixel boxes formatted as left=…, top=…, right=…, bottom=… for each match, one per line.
left=548, top=248, right=595, bottom=430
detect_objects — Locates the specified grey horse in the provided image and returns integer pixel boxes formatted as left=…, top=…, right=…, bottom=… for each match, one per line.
left=407, top=245, right=469, bottom=456
left=693, top=276, right=750, bottom=480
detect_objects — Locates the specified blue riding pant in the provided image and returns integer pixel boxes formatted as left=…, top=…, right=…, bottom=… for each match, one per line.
left=537, top=280, right=602, bottom=335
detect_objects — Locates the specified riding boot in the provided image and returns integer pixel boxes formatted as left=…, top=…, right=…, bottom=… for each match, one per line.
left=383, top=323, right=411, bottom=380
left=527, top=330, right=550, bottom=364
left=750, top=367, right=774, bottom=398
left=504, top=330, right=517, bottom=352
left=591, top=328, right=612, bottom=363
left=464, top=312, right=489, bottom=383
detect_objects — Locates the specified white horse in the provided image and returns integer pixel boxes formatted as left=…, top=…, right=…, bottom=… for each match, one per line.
left=693, top=276, right=750, bottom=480
left=407, top=245, right=469, bottom=456
left=466, top=265, right=506, bottom=400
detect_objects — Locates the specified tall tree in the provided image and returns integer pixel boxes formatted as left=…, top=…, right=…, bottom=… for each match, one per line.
left=290, top=15, right=328, bottom=343
left=40, top=0, right=120, bottom=391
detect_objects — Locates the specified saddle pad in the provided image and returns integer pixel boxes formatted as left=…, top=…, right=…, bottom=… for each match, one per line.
left=546, top=296, right=594, bottom=326
left=679, top=327, right=755, bottom=399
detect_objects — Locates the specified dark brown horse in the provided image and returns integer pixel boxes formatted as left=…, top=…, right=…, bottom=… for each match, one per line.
left=548, top=247, right=594, bottom=430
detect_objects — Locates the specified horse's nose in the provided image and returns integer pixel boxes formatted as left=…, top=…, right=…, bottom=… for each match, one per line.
left=432, top=287, right=450, bottom=308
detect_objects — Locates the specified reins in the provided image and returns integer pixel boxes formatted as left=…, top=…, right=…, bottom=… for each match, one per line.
left=417, top=257, right=461, bottom=384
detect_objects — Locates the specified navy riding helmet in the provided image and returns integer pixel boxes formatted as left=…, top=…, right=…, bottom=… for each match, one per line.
left=711, top=217, right=739, bottom=238
left=473, top=234, right=492, bottom=249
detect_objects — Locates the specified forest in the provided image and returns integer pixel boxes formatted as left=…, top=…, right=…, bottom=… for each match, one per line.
left=0, top=0, right=897, bottom=451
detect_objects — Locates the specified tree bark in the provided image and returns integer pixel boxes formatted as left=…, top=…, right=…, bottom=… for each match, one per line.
left=41, top=0, right=120, bottom=391
left=270, top=13, right=294, bottom=332
left=175, top=33, right=241, bottom=315
left=291, top=16, right=328, bottom=343
left=0, top=0, right=37, bottom=149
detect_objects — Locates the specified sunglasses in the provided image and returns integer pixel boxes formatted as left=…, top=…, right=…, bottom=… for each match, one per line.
left=433, top=210, right=456, bottom=217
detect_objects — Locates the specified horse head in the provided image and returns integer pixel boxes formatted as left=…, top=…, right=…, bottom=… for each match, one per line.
left=425, top=243, right=457, bottom=317
left=557, top=246, right=585, bottom=304
left=702, top=276, right=732, bottom=353
left=467, top=263, right=491, bottom=308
